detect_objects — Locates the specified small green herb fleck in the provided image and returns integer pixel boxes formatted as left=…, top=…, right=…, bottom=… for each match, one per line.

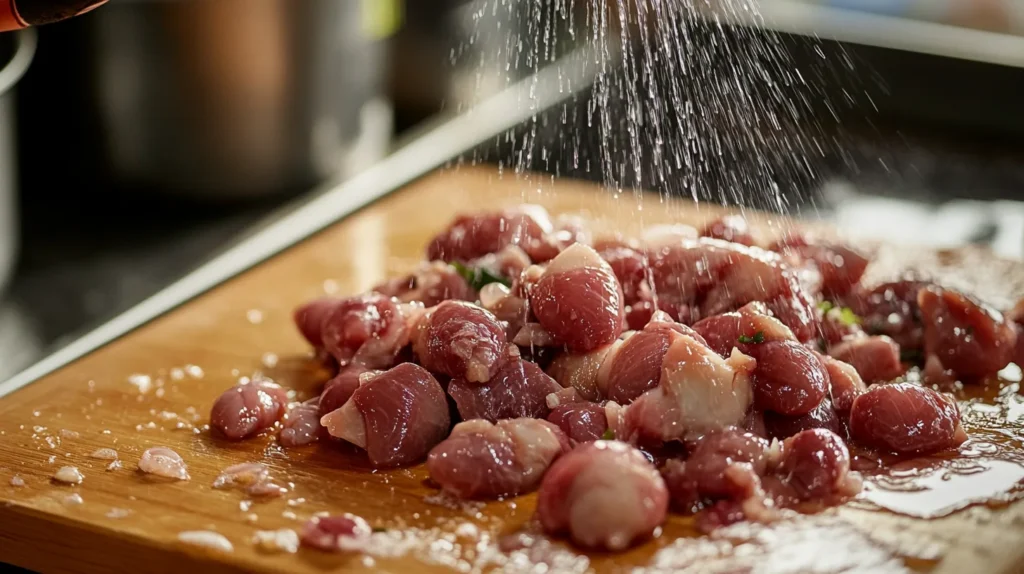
left=818, top=300, right=834, bottom=313
left=837, top=307, right=861, bottom=327
left=601, top=429, right=616, bottom=440
left=450, top=261, right=512, bottom=291
left=738, top=331, right=765, bottom=345
left=372, top=526, right=387, bottom=533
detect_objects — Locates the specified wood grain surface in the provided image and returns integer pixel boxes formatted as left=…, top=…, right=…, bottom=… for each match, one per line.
left=1, top=167, right=1023, bottom=574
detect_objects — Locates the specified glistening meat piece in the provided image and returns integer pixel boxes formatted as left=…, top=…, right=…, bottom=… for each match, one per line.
left=844, top=280, right=928, bottom=349
left=537, top=441, right=668, bottom=551
left=138, top=447, right=190, bottom=480
left=529, top=243, right=625, bottom=353
left=448, top=358, right=562, bottom=422
left=373, top=260, right=474, bottom=307
left=318, top=365, right=374, bottom=417
left=320, top=293, right=410, bottom=369
left=426, top=418, right=570, bottom=499
left=646, top=238, right=817, bottom=341
left=617, top=333, right=755, bottom=443
left=918, top=286, right=1017, bottom=380
left=699, top=214, right=755, bottom=246
left=600, top=314, right=708, bottom=404
left=849, top=382, right=967, bottom=456
left=762, top=396, right=843, bottom=440
left=426, top=205, right=556, bottom=263
left=691, top=301, right=796, bottom=359
left=827, top=335, right=903, bottom=385
left=767, top=428, right=862, bottom=504
left=547, top=402, right=609, bottom=444
left=321, top=363, right=450, bottom=468
left=769, top=235, right=869, bottom=297
left=210, top=379, right=289, bottom=440
left=413, top=301, right=510, bottom=383
left=661, top=428, right=770, bottom=513
left=279, top=399, right=322, bottom=447
left=595, top=243, right=650, bottom=305
left=746, top=340, right=829, bottom=416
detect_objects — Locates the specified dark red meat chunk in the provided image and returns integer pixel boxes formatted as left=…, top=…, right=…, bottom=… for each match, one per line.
left=448, top=358, right=562, bottom=422
left=849, top=382, right=967, bottom=456
left=918, top=286, right=1017, bottom=380
left=320, top=293, right=408, bottom=369
left=747, top=340, right=828, bottom=416
left=547, top=403, right=609, bottom=444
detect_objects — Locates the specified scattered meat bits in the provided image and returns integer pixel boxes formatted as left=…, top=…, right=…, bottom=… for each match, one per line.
left=300, top=514, right=372, bottom=552
left=88, top=448, right=119, bottom=461
left=52, top=466, right=84, bottom=485
left=177, top=531, right=234, bottom=553
left=138, top=447, right=190, bottom=480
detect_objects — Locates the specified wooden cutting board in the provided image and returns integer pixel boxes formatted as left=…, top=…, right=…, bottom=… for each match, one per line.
left=1, top=167, right=1023, bottom=574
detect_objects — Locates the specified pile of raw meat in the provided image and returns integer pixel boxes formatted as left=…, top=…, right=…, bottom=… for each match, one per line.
left=210, top=206, right=1023, bottom=552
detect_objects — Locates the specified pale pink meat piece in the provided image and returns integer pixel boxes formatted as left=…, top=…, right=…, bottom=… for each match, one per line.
left=300, top=514, right=372, bottom=552
left=373, top=260, right=474, bottom=307
left=547, top=402, right=609, bottom=444
left=918, top=286, right=1017, bottom=380
left=470, top=245, right=533, bottom=281
left=529, top=243, right=625, bottom=353
left=828, top=335, right=903, bottom=384
left=537, top=440, right=668, bottom=551
left=321, top=363, right=450, bottom=468
left=210, top=379, right=289, bottom=440
left=448, top=358, right=562, bottom=422
left=426, top=418, right=570, bottom=499
left=849, top=382, right=967, bottom=456
left=617, top=334, right=755, bottom=443
left=138, top=447, right=189, bottom=480
left=599, top=315, right=705, bottom=404
left=820, top=354, right=866, bottom=413
left=320, top=292, right=410, bottom=369
left=279, top=399, right=322, bottom=447
left=412, top=301, right=510, bottom=383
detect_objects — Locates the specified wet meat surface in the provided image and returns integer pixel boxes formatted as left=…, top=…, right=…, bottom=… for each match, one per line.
left=537, top=441, right=668, bottom=551
left=210, top=379, right=289, bottom=440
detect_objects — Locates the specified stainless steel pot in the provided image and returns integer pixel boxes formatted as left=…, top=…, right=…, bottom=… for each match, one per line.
left=85, top=0, right=391, bottom=199
left=0, top=29, right=36, bottom=291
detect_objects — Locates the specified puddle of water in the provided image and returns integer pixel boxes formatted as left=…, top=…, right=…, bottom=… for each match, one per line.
left=861, top=458, right=1024, bottom=518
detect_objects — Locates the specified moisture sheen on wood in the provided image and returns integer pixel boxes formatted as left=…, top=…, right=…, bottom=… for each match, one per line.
left=0, top=168, right=1022, bottom=574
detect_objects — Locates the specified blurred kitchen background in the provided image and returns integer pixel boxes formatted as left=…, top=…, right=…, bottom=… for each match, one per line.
left=1, top=0, right=1024, bottom=380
